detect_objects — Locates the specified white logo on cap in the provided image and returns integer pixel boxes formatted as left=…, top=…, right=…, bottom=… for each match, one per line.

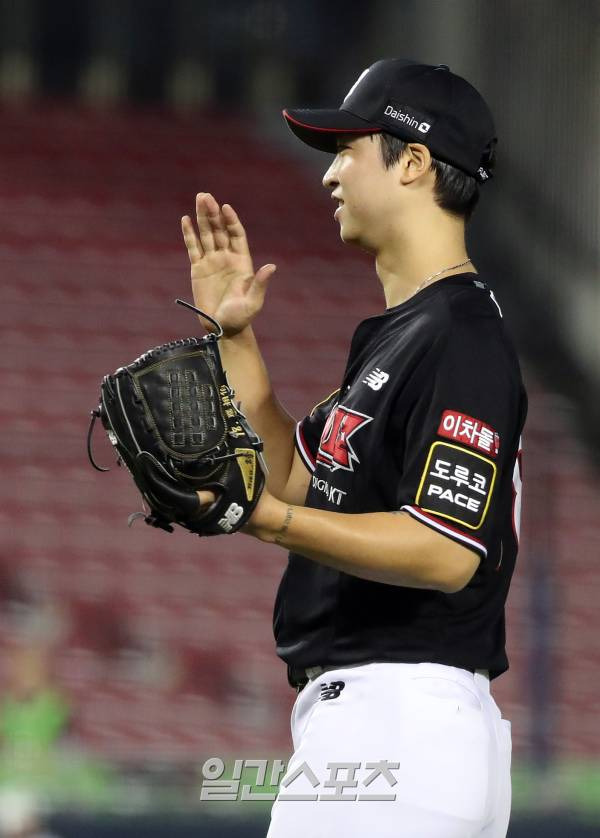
left=384, top=105, right=431, bottom=134
left=343, top=68, right=370, bottom=103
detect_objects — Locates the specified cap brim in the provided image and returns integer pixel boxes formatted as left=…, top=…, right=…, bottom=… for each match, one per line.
left=282, top=108, right=380, bottom=153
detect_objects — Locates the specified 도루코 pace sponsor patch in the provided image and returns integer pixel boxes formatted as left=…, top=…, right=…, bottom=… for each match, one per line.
left=416, top=442, right=497, bottom=530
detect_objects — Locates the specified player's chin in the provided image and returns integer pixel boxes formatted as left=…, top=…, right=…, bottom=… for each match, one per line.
left=339, top=223, right=371, bottom=251
left=338, top=219, right=359, bottom=244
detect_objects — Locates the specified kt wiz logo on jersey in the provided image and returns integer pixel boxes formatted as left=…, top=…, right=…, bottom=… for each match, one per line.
left=316, top=405, right=373, bottom=472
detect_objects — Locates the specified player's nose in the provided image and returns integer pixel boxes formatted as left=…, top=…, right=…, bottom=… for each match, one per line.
left=322, top=160, right=339, bottom=190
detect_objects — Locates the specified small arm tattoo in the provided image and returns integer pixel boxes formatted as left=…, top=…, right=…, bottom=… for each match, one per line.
left=275, top=505, right=294, bottom=545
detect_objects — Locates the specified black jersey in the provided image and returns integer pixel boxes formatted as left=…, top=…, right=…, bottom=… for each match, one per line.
left=273, top=274, right=527, bottom=680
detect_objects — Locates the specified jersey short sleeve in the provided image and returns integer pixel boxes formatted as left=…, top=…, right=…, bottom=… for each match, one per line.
left=393, top=317, right=525, bottom=563
left=295, top=389, right=340, bottom=473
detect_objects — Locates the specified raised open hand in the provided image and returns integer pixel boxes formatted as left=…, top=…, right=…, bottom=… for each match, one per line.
left=181, top=193, right=277, bottom=336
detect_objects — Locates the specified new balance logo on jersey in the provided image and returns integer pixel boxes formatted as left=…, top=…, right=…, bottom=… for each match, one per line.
left=363, top=368, right=389, bottom=391
left=218, top=502, right=244, bottom=532
left=320, top=681, right=345, bottom=701
left=316, top=405, right=373, bottom=472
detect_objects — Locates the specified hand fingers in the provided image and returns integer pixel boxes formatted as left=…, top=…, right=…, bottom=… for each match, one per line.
left=181, top=215, right=203, bottom=264
left=247, top=263, right=277, bottom=309
left=221, top=203, right=251, bottom=256
left=197, top=489, right=217, bottom=507
left=196, top=192, right=216, bottom=253
left=253, top=263, right=277, bottom=290
left=205, top=195, right=230, bottom=251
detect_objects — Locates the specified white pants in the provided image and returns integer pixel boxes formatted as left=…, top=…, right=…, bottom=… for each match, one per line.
left=267, top=662, right=512, bottom=838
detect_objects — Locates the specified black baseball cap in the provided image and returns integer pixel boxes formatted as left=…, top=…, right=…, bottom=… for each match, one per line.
left=283, top=59, right=497, bottom=183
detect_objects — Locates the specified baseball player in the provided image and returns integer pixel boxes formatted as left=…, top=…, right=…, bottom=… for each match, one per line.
left=182, top=59, right=527, bottom=838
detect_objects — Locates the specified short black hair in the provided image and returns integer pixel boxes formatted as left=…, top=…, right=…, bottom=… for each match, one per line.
left=377, top=132, right=492, bottom=223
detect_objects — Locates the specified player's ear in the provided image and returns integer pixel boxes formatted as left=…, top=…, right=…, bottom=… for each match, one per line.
left=398, top=143, right=431, bottom=185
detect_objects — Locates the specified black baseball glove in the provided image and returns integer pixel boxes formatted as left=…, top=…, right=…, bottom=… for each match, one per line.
left=87, top=301, right=266, bottom=536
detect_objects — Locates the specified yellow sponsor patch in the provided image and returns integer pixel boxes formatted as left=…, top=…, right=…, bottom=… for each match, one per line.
left=416, top=441, right=497, bottom=530
left=235, top=448, right=257, bottom=501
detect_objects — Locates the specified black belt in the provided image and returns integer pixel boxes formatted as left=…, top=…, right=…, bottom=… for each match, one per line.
left=287, top=665, right=325, bottom=691
left=288, top=662, right=383, bottom=691
left=288, top=662, right=479, bottom=692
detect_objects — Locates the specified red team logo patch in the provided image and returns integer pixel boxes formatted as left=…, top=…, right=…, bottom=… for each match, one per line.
left=317, top=405, right=373, bottom=472
left=437, top=410, right=500, bottom=457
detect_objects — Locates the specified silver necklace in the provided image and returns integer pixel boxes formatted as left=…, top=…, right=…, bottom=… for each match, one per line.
left=413, top=258, right=472, bottom=296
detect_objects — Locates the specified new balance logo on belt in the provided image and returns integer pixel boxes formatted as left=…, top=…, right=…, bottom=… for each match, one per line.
left=320, top=681, right=345, bottom=701
left=363, top=368, right=389, bottom=391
